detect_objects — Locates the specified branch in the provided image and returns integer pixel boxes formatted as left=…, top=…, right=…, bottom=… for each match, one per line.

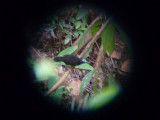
left=46, top=67, right=74, bottom=96
left=79, top=17, right=112, bottom=58
left=73, top=16, right=102, bottom=54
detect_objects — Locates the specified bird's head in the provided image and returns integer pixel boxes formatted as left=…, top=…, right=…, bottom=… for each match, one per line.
left=81, top=59, right=88, bottom=63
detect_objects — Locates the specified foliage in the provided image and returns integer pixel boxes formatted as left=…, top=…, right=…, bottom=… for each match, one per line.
left=58, top=46, right=78, bottom=57
left=33, top=59, right=58, bottom=81
left=33, top=59, right=66, bottom=104
left=91, top=19, right=103, bottom=36
left=93, top=78, right=98, bottom=94
left=78, top=20, right=103, bottom=47
left=83, top=47, right=92, bottom=59
left=76, top=8, right=89, bottom=20
left=87, top=74, right=119, bottom=110
left=75, top=63, right=94, bottom=70
left=101, top=21, right=115, bottom=55
left=80, top=69, right=97, bottom=95
left=64, top=33, right=71, bottom=44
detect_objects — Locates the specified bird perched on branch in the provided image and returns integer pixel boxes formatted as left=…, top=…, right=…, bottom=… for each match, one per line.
left=54, top=55, right=88, bottom=66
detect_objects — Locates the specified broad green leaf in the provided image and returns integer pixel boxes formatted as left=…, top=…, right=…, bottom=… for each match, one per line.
left=78, top=30, right=84, bottom=36
left=75, top=63, right=94, bottom=70
left=58, top=46, right=78, bottom=57
left=101, top=21, right=115, bottom=55
left=76, top=21, right=82, bottom=29
left=33, top=59, right=58, bottom=81
left=91, top=19, right=103, bottom=36
left=76, top=8, right=88, bottom=20
left=74, top=31, right=79, bottom=38
left=69, top=16, right=76, bottom=25
left=64, top=33, right=71, bottom=44
left=77, top=27, right=87, bottom=31
left=80, top=69, right=97, bottom=94
left=83, top=47, right=92, bottom=59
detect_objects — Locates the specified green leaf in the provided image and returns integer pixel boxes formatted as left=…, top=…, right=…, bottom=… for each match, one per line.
left=64, top=33, right=71, bottom=44
left=64, top=24, right=72, bottom=28
left=58, top=46, right=78, bottom=57
left=91, top=19, right=103, bottom=36
left=78, top=20, right=102, bottom=47
left=101, top=21, right=115, bottom=55
left=77, top=27, right=87, bottom=31
left=82, top=15, right=88, bottom=28
left=93, top=78, right=98, bottom=94
left=78, top=30, right=84, bottom=36
left=74, top=31, right=79, bottom=38
left=54, top=15, right=58, bottom=21
left=76, top=8, right=88, bottom=20
left=69, top=16, right=76, bottom=25
left=80, top=69, right=97, bottom=94
left=76, top=21, right=82, bottom=29
left=83, top=47, right=92, bottom=59
left=75, top=63, right=94, bottom=70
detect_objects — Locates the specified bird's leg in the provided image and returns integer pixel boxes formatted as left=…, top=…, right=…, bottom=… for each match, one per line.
left=68, top=66, right=75, bottom=77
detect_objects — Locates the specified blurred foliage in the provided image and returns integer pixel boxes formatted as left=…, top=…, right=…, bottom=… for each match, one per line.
left=32, top=59, right=67, bottom=104
left=80, top=69, right=97, bottom=95
left=87, top=74, right=119, bottom=110
left=101, top=21, right=115, bottom=55
left=64, top=33, right=71, bottom=44
left=78, top=20, right=102, bottom=47
left=76, top=8, right=89, bottom=20
left=33, top=59, right=58, bottom=81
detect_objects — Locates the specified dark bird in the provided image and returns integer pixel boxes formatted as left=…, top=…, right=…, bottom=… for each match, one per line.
left=54, top=55, right=88, bottom=66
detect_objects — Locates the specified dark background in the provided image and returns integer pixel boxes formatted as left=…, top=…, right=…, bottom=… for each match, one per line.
left=1, top=0, right=158, bottom=119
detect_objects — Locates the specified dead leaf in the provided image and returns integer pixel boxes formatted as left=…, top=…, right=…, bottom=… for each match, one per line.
left=106, top=50, right=121, bottom=59
left=69, top=80, right=81, bottom=96
left=120, top=59, right=132, bottom=72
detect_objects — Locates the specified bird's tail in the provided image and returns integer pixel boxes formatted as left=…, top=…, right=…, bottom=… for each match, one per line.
left=54, top=57, right=63, bottom=62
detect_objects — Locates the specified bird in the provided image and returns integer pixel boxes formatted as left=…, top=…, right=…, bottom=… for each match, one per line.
left=54, top=55, right=88, bottom=66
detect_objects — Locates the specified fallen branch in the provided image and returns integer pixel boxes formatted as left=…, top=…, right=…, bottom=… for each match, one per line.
left=73, top=16, right=102, bottom=54
left=46, top=67, right=74, bottom=95
left=79, top=17, right=112, bottom=58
